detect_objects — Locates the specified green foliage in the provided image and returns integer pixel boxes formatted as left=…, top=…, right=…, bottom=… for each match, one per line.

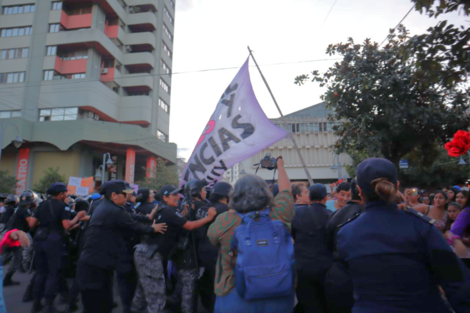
left=399, top=148, right=470, bottom=188
left=138, top=158, right=179, bottom=191
left=296, top=25, right=470, bottom=167
left=411, top=0, right=470, bottom=18
left=33, top=167, right=66, bottom=194
left=345, top=149, right=377, bottom=178
left=0, top=170, right=17, bottom=194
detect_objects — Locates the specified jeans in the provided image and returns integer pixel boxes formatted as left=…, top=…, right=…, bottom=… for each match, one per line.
left=215, top=288, right=294, bottom=313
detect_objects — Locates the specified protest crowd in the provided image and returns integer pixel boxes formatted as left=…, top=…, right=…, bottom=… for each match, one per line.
left=0, top=156, right=468, bottom=313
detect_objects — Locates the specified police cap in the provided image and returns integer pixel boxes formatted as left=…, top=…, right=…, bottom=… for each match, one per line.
left=211, top=182, right=232, bottom=197
left=138, top=188, right=150, bottom=200
left=159, top=185, right=182, bottom=199
left=357, top=158, right=397, bottom=197
left=309, top=184, right=327, bottom=201
left=47, top=182, right=68, bottom=195
left=102, top=180, right=134, bottom=197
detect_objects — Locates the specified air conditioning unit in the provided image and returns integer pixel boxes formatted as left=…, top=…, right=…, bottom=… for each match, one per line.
left=125, top=45, right=132, bottom=52
left=101, top=68, right=109, bottom=74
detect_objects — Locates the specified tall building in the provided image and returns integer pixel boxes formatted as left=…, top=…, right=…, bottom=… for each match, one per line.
left=0, top=0, right=177, bottom=194
left=230, top=102, right=352, bottom=186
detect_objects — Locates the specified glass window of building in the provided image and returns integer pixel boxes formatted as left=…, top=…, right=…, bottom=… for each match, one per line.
left=0, top=72, right=25, bottom=84
left=168, top=0, right=175, bottom=8
left=158, top=98, right=169, bottom=113
left=46, top=46, right=57, bottom=56
left=161, top=60, right=171, bottom=75
left=0, top=111, right=21, bottom=119
left=157, top=130, right=168, bottom=142
left=159, top=79, right=170, bottom=94
left=43, top=70, right=54, bottom=81
left=3, top=5, right=35, bottom=15
left=164, top=6, right=174, bottom=24
left=163, top=24, right=172, bottom=41
left=39, top=107, right=78, bottom=122
left=162, top=42, right=172, bottom=59
left=49, top=24, right=61, bottom=33
left=52, top=2, right=63, bottom=10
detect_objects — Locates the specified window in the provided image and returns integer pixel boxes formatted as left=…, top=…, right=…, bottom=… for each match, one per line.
left=163, top=24, right=172, bottom=41
left=168, top=0, right=175, bottom=8
left=51, top=2, right=63, bottom=10
left=39, top=107, right=78, bottom=122
left=159, top=79, right=170, bottom=94
left=162, top=42, right=172, bottom=59
left=3, top=5, right=35, bottom=15
left=0, top=72, right=25, bottom=84
left=0, top=26, right=32, bottom=37
left=46, top=46, right=57, bottom=56
left=319, top=122, right=327, bottom=132
left=58, top=49, right=88, bottom=60
left=49, top=24, right=61, bottom=33
left=161, top=60, right=171, bottom=75
left=164, top=7, right=174, bottom=24
left=43, top=70, right=54, bottom=81
left=157, top=130, right=168, bottom=142
left=0, top=110, right=21, bottom=119
left=127, top=90, right=149, bottom=96
left=65, top=6, right=92, bottom=15
left=159, top=98, right=169, bottom=113
left=0, top=48, right=28, bottom=60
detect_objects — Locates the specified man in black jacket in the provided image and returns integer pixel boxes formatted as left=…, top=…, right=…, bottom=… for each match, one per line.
left=292, top=184, right=332, bottom=313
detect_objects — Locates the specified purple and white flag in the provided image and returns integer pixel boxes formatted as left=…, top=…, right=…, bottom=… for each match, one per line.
left=181, top=58, right=287, bottom=187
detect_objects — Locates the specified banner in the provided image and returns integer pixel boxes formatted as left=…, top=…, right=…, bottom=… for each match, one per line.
left=15, top=148, right=29, bottom=195
left=125, top=148, right=136, bottom=184
left=181, top=58, right=287, bottom=187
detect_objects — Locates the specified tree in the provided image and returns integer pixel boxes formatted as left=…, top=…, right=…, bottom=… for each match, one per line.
left=0, top=170, right=17, bottom=194
left=138, top=158, right=179, bottom=191
left=411, top=0, right=469, bottom=18
left=34, top=167, right=66, bottom=193
left=295, top=25, right=470, bottom=167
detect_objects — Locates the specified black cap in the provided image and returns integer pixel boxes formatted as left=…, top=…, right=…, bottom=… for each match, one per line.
left=101, top=180, right=134, bottom=197
left=47, top=183, right=68, bottom=195
left=159, top=185, right=182, bottom=199
left=357, top=158, right=397, bottom=198
left=211, top=182, right=232, bottom=197
left=18, top=190, right=34, bottom=206
left=138, top=188, right=150, bottom=201
left=4, top=194, right=17, bottom=204
left=309, top=184, right=327, bottom=201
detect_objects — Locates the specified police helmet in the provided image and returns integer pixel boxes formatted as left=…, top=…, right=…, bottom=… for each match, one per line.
left=184, top=179, right=208, bottom=198
left=75, top=198, right=90, bottom=213
left=211, top=182, right=233, bottom=198
left=4, top=194, right=18, bottom=205
left=18, top=190, right=35, bottom=206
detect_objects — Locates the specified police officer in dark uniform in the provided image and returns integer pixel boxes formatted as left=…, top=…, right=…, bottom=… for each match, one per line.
left=196, top=182, right=232, bottom=312
left=77, top=181, right=165, bottom=313
left=29, top=183, right=87, bottom=313
left=135, top=188, right=155, bottom=215
left=0, top=194, right=17, bottom=231
left=292, top=184, right=332, bottom=313
left=337, top=158, right=470, bottom=313
left=324, top=179, right=364, bottom=313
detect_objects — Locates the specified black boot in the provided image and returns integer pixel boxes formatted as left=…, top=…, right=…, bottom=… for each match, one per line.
left=43, top=299, right=64, bottom=313
left=30, top=300, right=43, bottom=313
left=23, top=279, right=34, bottom=302
left=3, top=272, right=20, bottom=287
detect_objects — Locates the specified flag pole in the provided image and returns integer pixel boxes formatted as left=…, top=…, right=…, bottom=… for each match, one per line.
left=247, top=46, right=314, bottom=186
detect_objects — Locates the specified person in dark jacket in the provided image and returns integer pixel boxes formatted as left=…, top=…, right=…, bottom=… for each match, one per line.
left=135, top=188, right=156, bottom=215
left=196, top=182, right=232, bottom=312
left=338, top=158, right=470, bottom=313
left=324, top=179, right=364, bottom=313
left=292, top=184, right=332, bottom=313
left=77, top=181, right=166, bottom=313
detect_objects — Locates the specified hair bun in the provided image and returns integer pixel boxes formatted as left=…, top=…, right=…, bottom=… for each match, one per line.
left=371, top=178, right=396, bottom=202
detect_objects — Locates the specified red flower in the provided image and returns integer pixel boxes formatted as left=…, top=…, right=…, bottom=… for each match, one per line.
left=445, top=130, right=470, bottom=157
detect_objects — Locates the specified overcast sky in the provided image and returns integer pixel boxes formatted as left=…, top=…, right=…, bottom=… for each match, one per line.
left=169, top=0, right=468, bottom=160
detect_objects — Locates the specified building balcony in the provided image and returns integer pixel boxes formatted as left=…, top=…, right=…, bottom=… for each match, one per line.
left=54, top=57, right=88, bottom=74
left=61, top=11, right=92, bottom=30
left=119, top=95, right=152, bottom=125
left=127, top=11, right=157, bottom=32
left=115, top=73, right=153, bottom=90
left=127, top=0, right=157, bottom=11
left=124, top=32, right=156, bottom=52
left=124, top=52, right=154, bottom=72
left=0, top=13, right=34, bottom=29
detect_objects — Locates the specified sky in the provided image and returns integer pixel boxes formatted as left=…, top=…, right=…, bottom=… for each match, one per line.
left=169, top=0, right=468, bottom=160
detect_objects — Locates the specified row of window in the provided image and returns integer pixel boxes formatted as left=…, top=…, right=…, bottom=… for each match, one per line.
left=161, top=60, right=171, bottom=75
left=44, top=70, right=86, bottom=81
left=52, top=2, right=63, bottom=10
left=0, top=27, right=32, bottom=38
left=159, top=79, right=170, bottom=94
left=276, top=122, right=340, bottom=133
left=65, top=6, right=92, bottom=16
left=0, top=111, right=21, bottom=119
left=2, top=4, right=35, bottom=15
left=58, top=50, right=88, bottom=60
left=0, top=72, right=25, bottom=84
left=162, top=42, right=172, bottom=59
left=159, top=98, right=169, bottom=113
left=164, top=6, right=174, bottom=24
left=39, top=107, right=78, bottom=122
left=0, top=48, right=29, bottom=60
left=49, top=24, right=64, bottom=33
left=157, top=130, right=168, bottom=142
left=163, top=24, right=173, bottom=42
left=168, top=0, right=175, bottom=9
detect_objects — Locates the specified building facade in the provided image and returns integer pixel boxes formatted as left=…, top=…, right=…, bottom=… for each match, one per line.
left=226, top=102, right=352, bottom=186
left=0, top=0, right=177, bottom=193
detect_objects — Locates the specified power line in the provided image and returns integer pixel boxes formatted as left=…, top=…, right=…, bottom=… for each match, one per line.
left=379, top=4, right=415, bottom=47
left=319, top=0, right=339, bottom=31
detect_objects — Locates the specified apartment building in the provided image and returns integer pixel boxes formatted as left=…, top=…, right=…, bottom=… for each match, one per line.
left=0, top=0, right=177, bottom=193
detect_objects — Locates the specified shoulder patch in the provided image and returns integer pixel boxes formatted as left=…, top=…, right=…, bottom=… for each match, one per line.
left=175, top=211, right=183, bottom=218
left=337, top=212, right=361, bottom=228
left=405, top=206, right=436, bottom=225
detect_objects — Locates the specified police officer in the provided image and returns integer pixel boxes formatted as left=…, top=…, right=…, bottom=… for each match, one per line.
left=135, top=188, right=155, bottom=214
left=196, top=182, right=232, bottom=312
left=324, top=179, right=364, bottom=313
left=337, top=158, right=470, bottom=312
left=0, top=194, right=17, bottom=231
left=77, top=181, right=165, bottom=313
left=292, top=184, right=332, bottom=313
left=29, top=183, right=86, bottom=313
left=131, top=184, right=216, bottom=313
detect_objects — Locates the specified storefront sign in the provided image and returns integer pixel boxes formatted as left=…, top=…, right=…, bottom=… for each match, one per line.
left=125, top=148, right=136, bottom=184
left=15, top=148, right=29, bottom=195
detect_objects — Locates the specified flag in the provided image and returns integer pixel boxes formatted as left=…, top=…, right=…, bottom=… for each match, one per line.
left=181, top=57, right=287, bottom=187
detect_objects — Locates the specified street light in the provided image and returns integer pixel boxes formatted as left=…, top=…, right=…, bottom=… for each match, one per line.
left=102, top=153, right=112, bottom=183
left=0, top=122, right=24, bottom=160
left=95, top=165, right=104, bottom=181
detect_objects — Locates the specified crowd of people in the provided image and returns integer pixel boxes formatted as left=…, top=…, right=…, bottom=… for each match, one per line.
left=0, top=156, right=469, bottom=313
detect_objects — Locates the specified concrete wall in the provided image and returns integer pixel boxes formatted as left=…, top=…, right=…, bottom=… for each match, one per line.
left=0, top=152, right=16, bottom=175
left=32, top=150, right=80, bottom=186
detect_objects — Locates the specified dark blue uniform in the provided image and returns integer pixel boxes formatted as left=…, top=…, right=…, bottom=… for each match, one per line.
left=338, top=200, right=470, bottom=313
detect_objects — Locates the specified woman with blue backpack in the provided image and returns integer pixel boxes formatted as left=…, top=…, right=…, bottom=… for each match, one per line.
left=208, top=156, right=295, bottom=313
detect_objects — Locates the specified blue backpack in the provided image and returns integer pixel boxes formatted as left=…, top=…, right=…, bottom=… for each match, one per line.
left=231, top=209, right=295, bottom=300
